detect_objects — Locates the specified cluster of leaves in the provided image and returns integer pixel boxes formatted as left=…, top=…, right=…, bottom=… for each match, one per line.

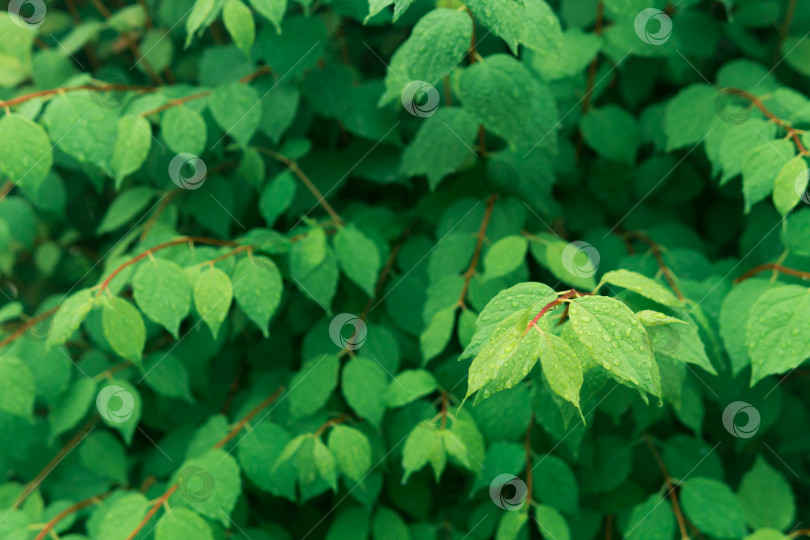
left=1, top=0, right=810, bottom=539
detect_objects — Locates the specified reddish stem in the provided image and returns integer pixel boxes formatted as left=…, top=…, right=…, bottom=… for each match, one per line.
left=458, top=194, right=498, bottom=308
left=34, top=491, right=112, bottom=540
left=735, top=263, right=810, bottom=283
left=525, top=290, right=586, bottom=334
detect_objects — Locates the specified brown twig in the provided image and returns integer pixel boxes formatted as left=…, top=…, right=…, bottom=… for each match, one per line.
left=0, top=83, right=157, bottom=109
left=621, top=231, right=685, bottom=301
left=774, top=0, right=797, bottom=66
left=735, top=263, right=810, bottom=283
left=644, top=433, right=689, bottom=540
left=725, top=88, right=809, bottom=155
left=525, top=290, right=589, bottom=335
left=139, top=190, right=180, bottom=241
left=97, top=236, right=237, bottom=294
left=13, top=417, right=99, bottom=509
left=313, top=412, right=352, bottom=437
left=581, top=1, right=605, bottom=114
left=33, top=491, right=112, bottom=540
left=457, top=194, right=497, bottom=308
left=0, top=305, right=61, bottom=350
left=257, top=148, right=344, bottom=226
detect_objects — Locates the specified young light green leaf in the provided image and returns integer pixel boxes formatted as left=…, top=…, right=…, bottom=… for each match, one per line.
left=385, top=370, right=437, bottom=407
left=313, top=437, right=338, bottom=491
left=185, top=0, right=217, bottom=47
left=102, top=296, right=146, bottom=365
left=0, top=357, right=35, bottom=421
left=738, top=456, right=795, bottom=530
left=209, top=82, right=261, bottom=147
left=132, top=258, right=192, bottom=338
left=161, top=106, right=207, bottom=156
left=327, top=425, right=371, bottom=483
left=95, top=493, right=150, bottom=540
left=342, top=356, right=387, bottom=428
left=223, top=0, right=255, bottom=58
left=601, top=269, right=681, bottom=308
left=248, top=0, right=286, bottom=33
left=110, top=115, right=152, bottom=187
left=483, top=236, right=528, bottom=281
left=288, top=354, right=340, bottom=418
left=773, top=155, right=808, bottom=216
left=465, top=0, right=562, bottom=55
left=581, top=106, right=640, bottom=165
left=569, top=295, right=661, bottom=400
left=741, top=140, right=795, bottom=212
left=97, top=187, right=155, bottom=234
left=259, top=170, right=296, bottom=227
left=49, top=378, right=97, bottom=441
left=156, top=507, right=215, bottom=540
left=170, top=448, right=241, bottom=525
left=97, top=379, right=142, bottom=444
left=746, top=285, right=810, bottom=385
left=47, top=288, right=95, bottom=348
left=232, top=256, right=283, bottom=336
left=79, top=431, right=128, bottom=484
left=0, top=114, right=53, bottom=194
left=420, top=306, right=457, bottom=364
left=680, top=478, right=748, bottom=539
left=333, top=225, right=381, bottom=296
left=193, top=266, right=233, bottom=339
left=537, top=331, right=583, bottom=417
left=402, top=424, right=446, bottom=483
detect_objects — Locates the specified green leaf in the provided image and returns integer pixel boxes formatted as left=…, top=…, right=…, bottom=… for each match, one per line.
left=737, top=456, right=795, bottom=530
left=465, top=0, right=562, bottom=55
left=237, top=423, right=296, bottom=499
left=193, top=266, right=234, bottom=339
left=333, top=225, right=381, bottom=296
left=0, top=114, right=52, bottom=193
left=101, top=296, right=146, bottom=364
left=528, top=28, right=601, bottom=81
left=97, top=187, right=155, bottom=234
left=209, top=82, right=261, bottom=147
left=79, top=431, right=128, bottom=484
left=741, top=140, right=795, bottom=212
left=663, top=84, right=717, bottom=151
left=402, top=424, right=445, bottom=482
left=171, top=448, right=241, bottom=524
left=142, top=353, right=194, bottom=402
left=161, top=106, right=207, bottom=156
left=185, top=0, right=217, bottom=47
left=248, top=0, right=286, bottom=33
left=47, top=288, right=95, bottom=348
left=156, top=507, right=214, bottom=540
left=290, top=232, right=339, bottom=310
left=132, top=258, right=192, bottom=337
left=534, top=505, right=570, bottom=540
left=681, top=477, right=748, bottom=538
left=773, top=155, right=808, bottom=216
left=342, top=356, right=387, bottom=428
left=385, top=369, right=437, bottom=407
left=569, top=295, right=662, bottom=400
left=223, top=0, right=256, bottom=58
left=458, top=54, right=558, bottom=153
left=373, top=508, right=410, bottom=540
left=746, top=285, right=810, bottom=385
left=620, top=494, right=675, bottom=540
left=327, top=425, right=371, bottom=483
left=783, top=35, right=810, bottom=78
left=95, top=493, right=150, bottom=540
left=719, top=278, right=772, bottom=376
left=110, top=115, right=152, bottom=187
left=313, top=437, right=338, bottom=491
left=581, top=106, right=640, bottom=165
left=781, top=209, right=810, bottom=256
left=443, top=412, right=485, bottom=473
left=483, top=236, right=528, bottom=281
left=49, top=378, right=97, bottom=441
left=528, top=236, right=598, bottom=290
left=0, top=357, right=35, bottom=421
left=288, top=354, right=340, bottom=418
left=380, top=9, right=472, bottom=105
left=532, top=455, right=578, bottom=513
left=232, top=256, right=283, bottom=336
left=466, top=309, right=541, bottom=403
left=420, top=306, right=457, bottom=364
left=600, top=269, right=681, bottom=308
left=537, top=331, right=583, bottom=416
left=496, top=511, right=528, bottom=540
left=259, top=170, right=296, bottom=227
left=399, top=108, right=479, bottom=189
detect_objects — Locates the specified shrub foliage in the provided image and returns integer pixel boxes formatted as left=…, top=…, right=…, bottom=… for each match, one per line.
left=0, top=0, right=809, bottom=539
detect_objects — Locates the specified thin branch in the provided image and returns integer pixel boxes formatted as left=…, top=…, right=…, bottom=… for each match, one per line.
left=0, top=83, right=157, bottom=109
left=0, top=305, right=61, bottom=350
left=621, top=231, right=685, bottom=301
left=313, top=412, right=352, bottom=438
left=0, top=180, right=15, bottom=202
left=525, top=290, right=589, bottom=334
left=257, top=148, right=344, bottom=226
left=774, top=0, right=797, bottom=66
left=644, top=433, right=689, bottom=540
left=725, top=88, right=809, bottom=155
left=13, top=417, right=99, bottom=509
left=581, top=1, right=605, bottom=114
left=734, top=263, right=810, bottom=283
left=458, top=194, right=497, bottom=308
left=33, top=492, right=112, bottom=540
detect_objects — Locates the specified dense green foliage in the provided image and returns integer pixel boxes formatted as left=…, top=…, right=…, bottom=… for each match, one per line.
left=1, top=0, right=810, bottom=539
